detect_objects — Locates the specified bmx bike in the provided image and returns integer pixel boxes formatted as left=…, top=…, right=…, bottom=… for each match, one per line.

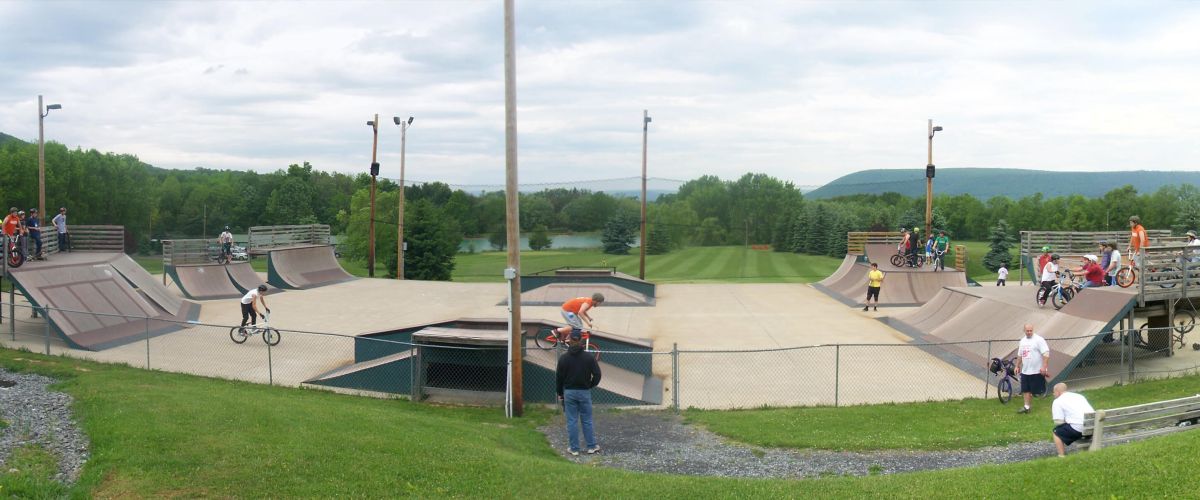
left=889, top=250, right=925, bottom=269
left=5, top=234, right=25, bottom=269
left=1036, top=271, right=1080, bottom=310
left=1115, top=258, right=1180, bottom=289
left=529, top=327, right=601, bottom=361
left=988, top=356, right=1019, bottom=404
left=230, top=310, right=281, bottom=346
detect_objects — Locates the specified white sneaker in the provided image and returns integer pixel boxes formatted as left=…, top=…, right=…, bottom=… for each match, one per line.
left=586, top=446, right=601, bottom=455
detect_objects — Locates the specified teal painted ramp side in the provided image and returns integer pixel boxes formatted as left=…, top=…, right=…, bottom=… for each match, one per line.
left=266, top=252, right=296, bottom=289
left=307, top=352, right=414, bottom=394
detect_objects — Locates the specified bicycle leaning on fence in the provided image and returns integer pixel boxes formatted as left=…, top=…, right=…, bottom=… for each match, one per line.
left=1115, top=258, right=1181, bottom=289
left=230, top=311, right=281, bottom=346
left=529, top=327, right=601, bottom=361
left=988, top=356, right=1019, bottom=404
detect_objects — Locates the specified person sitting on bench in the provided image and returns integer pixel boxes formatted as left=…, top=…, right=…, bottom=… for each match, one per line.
left=1051, top=382, right=1094, bottom=457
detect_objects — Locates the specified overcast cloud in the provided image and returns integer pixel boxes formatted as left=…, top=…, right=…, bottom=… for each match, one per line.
left=2, top=0, right=1198, bottom=188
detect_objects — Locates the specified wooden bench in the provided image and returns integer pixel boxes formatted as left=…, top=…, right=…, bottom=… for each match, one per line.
left=1082, top=394, right=1200, bottom=451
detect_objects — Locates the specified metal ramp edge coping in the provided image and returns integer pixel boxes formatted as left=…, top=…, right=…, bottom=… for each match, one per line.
left=880, top=292, right=1137, bottom=387
left=810, top=282, right=926, bottom=308
left=520, top=267, right=656, bottom=298
left=4, top=272, right=195, bottom=351
left=514, top=298, right=657, bottom=307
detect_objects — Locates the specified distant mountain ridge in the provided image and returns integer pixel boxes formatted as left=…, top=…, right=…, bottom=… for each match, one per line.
left=0, top=132, right=24, bottom=146
left=806, top=168, right=1200, bottom=199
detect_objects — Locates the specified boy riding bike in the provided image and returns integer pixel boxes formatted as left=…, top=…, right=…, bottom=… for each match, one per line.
left=218, top=226, right=235, bottom=262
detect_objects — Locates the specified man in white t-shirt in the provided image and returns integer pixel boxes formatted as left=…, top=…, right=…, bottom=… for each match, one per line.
left=240, top=285, right=270, bottom=329
left=996, top=263, right=1009, bottom=287
left=1051, top=382, right=1094, bottom=457
left=1015, top=323, right=1050, bottom=414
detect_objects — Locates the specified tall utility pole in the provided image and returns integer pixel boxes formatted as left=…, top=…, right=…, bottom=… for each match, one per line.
left=367, top=114, right=380, bottom=278
left=393, top=116, right=413, bottom=280
left=925, top=119, right=943, bottom=237
left=639, top=110, right=651, bottom=280
left=503, top=0, right=523, bottom=418
left=38, top=96, right=62, bottom=223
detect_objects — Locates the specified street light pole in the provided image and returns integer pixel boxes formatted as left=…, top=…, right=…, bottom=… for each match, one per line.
left=37, top=96, right=62, bottom=224
left=503, top=0, right=523, bottom=418
left=367, top=114, right=380, bottom=278
left=639, top=110, right=651, bottom=280
left=393, top=116, right=414, bottom=280
left=925, top=119, right=943, bottom=237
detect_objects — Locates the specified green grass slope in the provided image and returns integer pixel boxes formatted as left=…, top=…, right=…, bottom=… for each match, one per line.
left=2, top=351, right=1200, bottom=497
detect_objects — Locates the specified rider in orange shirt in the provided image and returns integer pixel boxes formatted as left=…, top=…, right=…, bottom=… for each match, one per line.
left=1127, top=215, right=1148, bottom=268
left=555, top=293, right=606, bottom=340
left=2, top=207, right=21, bottom=239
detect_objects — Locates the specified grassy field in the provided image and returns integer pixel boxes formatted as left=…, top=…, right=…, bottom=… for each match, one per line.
left=454, top=246, right=841, bottom=283
left=2, top=350, right=1200, bottom=497
left=685, top=373, right=1200, bottom=451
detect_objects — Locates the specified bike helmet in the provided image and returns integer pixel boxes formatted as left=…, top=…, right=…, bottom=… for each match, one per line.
left=257, top=285, right=267, bottom=292
left=1051, top=253, right=1060, bottom=260
left=17, top=210, right=24, bottom=215
left=224, top=226, right=231, bottom=230
left=1188, top=231, right=1197, bottom=239
left=988, top=358, right=1002, bottom=375
left=1129, top=215, right=1141, bottom=224
left=1041, top=245, right=1051, bottom=252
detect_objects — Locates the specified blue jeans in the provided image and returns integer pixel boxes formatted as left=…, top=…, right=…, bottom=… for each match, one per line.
left=563, top=389, right=596, bottom=451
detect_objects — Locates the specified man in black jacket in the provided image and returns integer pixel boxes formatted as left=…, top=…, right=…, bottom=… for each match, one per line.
left=556, top=330, right=602, bottom=456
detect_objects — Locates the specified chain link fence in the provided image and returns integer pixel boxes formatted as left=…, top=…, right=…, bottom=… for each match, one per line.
left=3, top=300, right=1200, bottom=410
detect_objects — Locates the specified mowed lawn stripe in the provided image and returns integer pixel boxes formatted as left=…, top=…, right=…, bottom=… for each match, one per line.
left=675, top=247, right=721, bottom=280
left=712, top=246, right=744, bottom=280
left=644, top=247, right=693, bottom=279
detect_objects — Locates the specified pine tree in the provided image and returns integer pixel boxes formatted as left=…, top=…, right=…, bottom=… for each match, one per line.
left=646, top=222, right=672, bottom=255
left=984, top=219, right=1015, bottom=272
left=601, top=212, right=637, bottom=255
left=789, top=210, right=809, bottom=253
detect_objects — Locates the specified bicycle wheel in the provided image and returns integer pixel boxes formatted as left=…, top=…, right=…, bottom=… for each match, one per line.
left=263, top=328, right=281, bottom=346
left=890, top=254, right=903, bottom=268
left=1172, top=309, right=1196, bottom=335
left=229, top=327, right=248, bottom=344
left=997, top=377, right=1013, bottom=404
left=914, top=255, right=925, bottom=268
left=1052, top=286, right=1075, bottom=310
left=1115, top=267, right=1135, bottom=288
left=533, top=328, right=557, bottom=350
left=586, top=341, right=601, bottom=362
left=7, top=247, right=24, bottom=268
left=1034, top=286, right=1047, bottom=308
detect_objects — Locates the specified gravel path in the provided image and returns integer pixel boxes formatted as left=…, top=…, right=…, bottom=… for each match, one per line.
left=0, top=368, right=89, bottom=484
left=540, top=410, right=1059, bottom=478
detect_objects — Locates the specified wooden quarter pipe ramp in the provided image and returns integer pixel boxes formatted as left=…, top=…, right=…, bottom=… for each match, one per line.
left=266, top=245, right=355, bottom=290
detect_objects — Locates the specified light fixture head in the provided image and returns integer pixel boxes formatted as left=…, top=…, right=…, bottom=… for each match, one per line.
left=407, top=116, right=414, bottom=124
left=932, top=126, right=943, bottom=132
left=392, top=116, right=401, bottom=125
left=367, top=120, right=375, bottom=127
left=47, top=104, right=62, bottom=110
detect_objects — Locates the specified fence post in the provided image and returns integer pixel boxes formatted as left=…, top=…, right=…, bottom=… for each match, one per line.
left=44, top=307, right=50, bottom=355
left=267, top=341, right=274, bottom=386
left=1119, top=322, right=1126, bottom=386
left=8, top=283, right=14, bottom=338
left=834, top=344, right=840, bottom=408
left=984, top=340, right=992, bottom=399
left=671, top=343, right=680, bottom=411
left=144, top=315, right=151, bottom=369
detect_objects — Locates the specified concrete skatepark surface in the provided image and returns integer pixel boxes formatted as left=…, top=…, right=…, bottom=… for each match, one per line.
left=814, top=244, right=968, bottom=307
left=3, top=265, right=1180, bottom=409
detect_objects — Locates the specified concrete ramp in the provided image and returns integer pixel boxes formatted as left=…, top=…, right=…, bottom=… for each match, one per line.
left=886, top=286, right=1136, bottom=383
left=8, top=254, right=196, bottom=351
left=167, top=264, right=242, bottom=300
left=225, top=262, right=278, bottom=295
left=508, top=282, right=654, bottom=307
left=813, top=250, right=967, bottom=307
left=267, top=245, right=355, bottom=290
left=524, top=348, right=663, bottom=405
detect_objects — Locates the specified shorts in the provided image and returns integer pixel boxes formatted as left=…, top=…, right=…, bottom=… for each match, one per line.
left=1020, top=373, right=1046, bottom=395
left=561, top=310, right=583, bottom=329
left=1054, top=422, right=1084, bottom=446
left=866, top=286, right=880, bottom=301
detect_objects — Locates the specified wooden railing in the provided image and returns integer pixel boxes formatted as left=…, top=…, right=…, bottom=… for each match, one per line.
left=247, top=225, right=330, bottom=254
left=162, top=239, right=220, bottom=266
left=1135, top=244, right=1200, bottom=305
left=1020, top=230, right=1173, bottom=257
left=847, top=232, right=904, bottom=255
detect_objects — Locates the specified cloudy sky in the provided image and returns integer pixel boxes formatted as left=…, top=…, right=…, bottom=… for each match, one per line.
left=2, top=1, right=1198, bottom=189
